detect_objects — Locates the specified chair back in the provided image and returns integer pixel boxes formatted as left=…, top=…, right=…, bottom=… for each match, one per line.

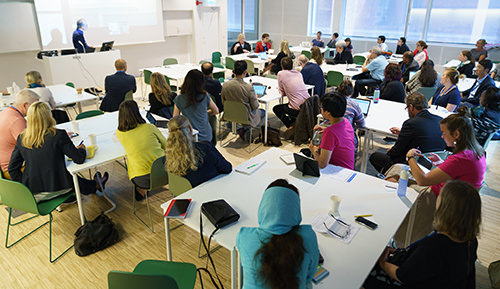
left=417, top=87, right=437, bottom=102
left=133, top=260, right=197, bottom=289
left=212, top=51, right=222, bottom=64
left=144, top=70, right=152, bottom=85
left=244, top=60, right=255, bottom=75
left=163, top=58, right=178, bottom=66
left=167, top=172, right=192, bottom=197
left=65, top=82, right=75, bottom=88
left=150, top=156, right=168, bottom=191
left=222, top=101, right=250, bottom=125
left=225, top=57, right=235, bottom=70
left=301, top=50, right=311, bottom=59
left=327, top=71, right=344, bottom=87
left=125, top=90, right=134, bottom=101
left=265, top=74, right=277, bottom=79
left=353, top=55, right=366, bottom=65
left=0, top=178, right=40, bottom=215
left=108, top=271, right=178, bottom=289
left=76, top=110, right=104, bottom=120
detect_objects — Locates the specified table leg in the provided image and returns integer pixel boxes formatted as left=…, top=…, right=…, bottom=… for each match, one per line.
left=231, top=247, right=238, bottom=289
left=264, top=102, right=269, bottom=144
left=164, top=217, right=172, bottom=261
left=361, top=130, right=371, bottom=173
left=72, top=173, right=86, bottom=225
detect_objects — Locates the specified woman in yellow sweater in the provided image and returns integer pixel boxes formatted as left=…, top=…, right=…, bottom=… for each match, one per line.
left=116, top=100, right=167, bottom=201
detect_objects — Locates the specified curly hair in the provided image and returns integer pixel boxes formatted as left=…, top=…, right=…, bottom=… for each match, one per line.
left=165, top=115, right=200, bottom=176
left=384, top=63, right=402, bottom=82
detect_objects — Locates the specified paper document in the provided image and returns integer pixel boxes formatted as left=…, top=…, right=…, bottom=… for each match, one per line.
left=280, top=153, right=295, bottom=165
left=311, top=214, right=360, bottom=244
left=443, top=59, right=461, bottom=68
left=321, top=166, right=357, bottom=183
left=235, top=159, right=267, bottom=175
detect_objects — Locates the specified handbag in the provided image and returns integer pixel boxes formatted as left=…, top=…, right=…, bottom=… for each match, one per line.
left=201, top=199, right=240, bottom=229
left=255, top=126, right=282, bottom=147
left=74, top=213, right=119, bottom=256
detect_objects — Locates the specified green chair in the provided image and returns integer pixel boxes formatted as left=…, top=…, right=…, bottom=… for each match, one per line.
left=327, top=71, right=344, bottom=87
left=213, top=71, right=225, bottom=80
left=219, top=100, right=261, bottom=153
left=163, top=75, right=178, bottom=93
left=108, top=260, right=197, bottom=289
left=353, top=55, right=366, bottom=65
left=76, top=110, right=104, bottom=120
left=167, top=172, right=192, bottom=197
left=225, top=56, right=235, bottom=70
left=0, top=176, right=74, bottom=263
left=417, top=87, right=437, bottom=102
left=144, top=70, right=152, bottom=85
left=218, top=77, right=224, bottom=83
left=65, top=82, right=75, bottom=88
left=163, top=58, right=178, bottom=66
left=125, top=90, right=134, bottom=101
left=301, top=50, right=311, bottom=59
left=64, top=82, right=78, bottom=118
left=244, top=59, right=256, bottom=75
left=212, top=51, right=224, bottom=68
left=133, top=156, right=168, bottom=232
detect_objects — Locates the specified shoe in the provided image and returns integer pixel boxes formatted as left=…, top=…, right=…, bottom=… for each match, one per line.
left=63, top=195, right=77, bottom=204
left=94, top=171, right=109, bottom=192
left=135, top=188, right=145, bottom=202
left=237, top=128, right=247, bottom=141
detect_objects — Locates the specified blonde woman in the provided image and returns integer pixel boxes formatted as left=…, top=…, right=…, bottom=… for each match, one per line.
left=165, top=115, right=231, bottom=188
left=149, top=72, right=176, bottom=117
left=231, top=33, right=251, bottom=55
left=270, top=40, right=292, bottom=75
left=25, top=70, right=56, bottom=109
left=310, top=46, right=323, bottom=66
left=8, top=102, right=107, bottom=199
left=429, top=68, right=461, bottom=112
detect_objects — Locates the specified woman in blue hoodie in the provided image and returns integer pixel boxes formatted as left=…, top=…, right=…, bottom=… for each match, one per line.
left=236, top=179, right=319, bottom=289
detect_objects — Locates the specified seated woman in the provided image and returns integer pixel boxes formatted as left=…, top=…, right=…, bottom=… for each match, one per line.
left=345, top=38, right=353, bottom=54
left=380, top=63, right=405, bottom=103
left=413, top=40, right=428, bottom=67
left=310, top=46, right=323, bottom=66
left=474, top=86, right=500, bottom=124
left=8, top=102, right=107, bottom=201
left=173, top=69, right=219, bottom=143
left=269, top=40, right=293, bottom=75
left=405, top=59, right=438, bottom=95
left=165, top=115, right=231, bottom=188
left=429, top=68, right=461, bottom=112
left=471, top=39, right=487, bottom=62
left=310, top=92, right=355, bottom=169
left=148, top=72, right=176, bottom=118
left=116, top=100, right=166, bottom=201
left=364, top=180, right=480, bottom=289
left=457, top=50, right=475, bottom=78
left=237, top=179, right=319, bottom=289
left=231, top=33, right=251, bottom=55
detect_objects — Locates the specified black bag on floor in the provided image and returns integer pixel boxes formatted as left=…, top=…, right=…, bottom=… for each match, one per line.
left=74, top=213, right=119, bottom=256
left=255, top=126, right=282, bottom=147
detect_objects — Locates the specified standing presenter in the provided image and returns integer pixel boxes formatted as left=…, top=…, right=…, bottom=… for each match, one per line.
left=72, top=19, right=93, bottom=53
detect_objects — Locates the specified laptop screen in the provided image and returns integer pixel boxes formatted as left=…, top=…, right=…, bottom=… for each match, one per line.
left=253, top=84, right=266, bottom=96
left=352, top=98, right=371, bottom=115
left=259, top=52, right=268, bottom=60
left=409, top=71, right=417, bottom=80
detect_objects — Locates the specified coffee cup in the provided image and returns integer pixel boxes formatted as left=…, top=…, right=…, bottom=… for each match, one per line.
left=329, top=195, right=341, bottom=216
left=72, top=121, right=79, bottom=134
left=76, top=88, right=83, bottom=94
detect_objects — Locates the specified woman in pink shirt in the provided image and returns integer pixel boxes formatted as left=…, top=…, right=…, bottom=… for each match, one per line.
left=310, top=92, right=355, bottom=169
left=405, top=108, right=486, bottom=195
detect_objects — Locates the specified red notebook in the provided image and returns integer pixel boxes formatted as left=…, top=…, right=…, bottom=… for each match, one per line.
left=164, top=199, right=193, bottom=218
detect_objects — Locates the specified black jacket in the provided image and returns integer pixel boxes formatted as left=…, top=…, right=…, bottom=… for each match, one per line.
left=301, top=62, right=325, bottom=98
left=100, top=71, right=137, bottom=112
left=333, top=49, right=353, bottom=64
left=387, top=110, right=446, bottom=164
left=380, top=80, right=406, bottom=103
left=457, top=62, right=475, bottom=78
left=462, top=75, right=496, bottom=106
left=9, top=129, right=86, bottom=194
left=396, top=44, right=410, bottom=55
left=230, top=41, right=251, bottom=55
left=204, top=76, right=223, bottom=112
left=400, top=60, right=419, bottom=83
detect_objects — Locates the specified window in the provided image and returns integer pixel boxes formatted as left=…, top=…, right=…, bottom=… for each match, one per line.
left=227, top=0, right=258, bottom=52
left=406, top=0, right=428, bottom=40
left=309, top=0, right=334, bottom=36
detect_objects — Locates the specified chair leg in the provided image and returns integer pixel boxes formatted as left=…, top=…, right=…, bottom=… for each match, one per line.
left=5, top=208, right=46, bottom=248
left=132, top=188, right=154, bottom=233
left=48, top=213, right=74, bottom=263
left=197, top=237, right=222, bottom=259
left=247, top=127, right=262, bottom=153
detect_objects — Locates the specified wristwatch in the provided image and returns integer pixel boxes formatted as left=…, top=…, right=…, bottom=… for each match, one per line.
left=406, top=155, right=415, bottom=162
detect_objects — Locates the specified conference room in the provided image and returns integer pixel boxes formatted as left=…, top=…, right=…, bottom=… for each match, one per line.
left=1, top=0, right=499, bottom=288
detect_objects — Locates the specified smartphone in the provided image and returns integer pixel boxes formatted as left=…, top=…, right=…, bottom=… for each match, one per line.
left=68, top=132, right=79, bottom=138
left=417, top=155, right=433, bottom=170
left=355, top=216, right=378, bottom=230
left=318, top=252, right=324, bottom=265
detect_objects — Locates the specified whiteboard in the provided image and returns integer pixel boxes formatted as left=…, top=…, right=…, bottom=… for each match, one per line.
left=0, top=2, right=41, bottom=53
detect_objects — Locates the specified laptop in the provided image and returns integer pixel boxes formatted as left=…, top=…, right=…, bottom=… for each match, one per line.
left=293, top=153, right=320, bottom=177
left=100, top=41, right=114, bottom=52
left=253, top=84, right=267, bottom=98
left=352, top=98, right=371, bottom=116
left=409, top=71, right=417, bottom=80
left=259, top=52, right=268, bottom=60
left=146, top=111, right=169, bottom=128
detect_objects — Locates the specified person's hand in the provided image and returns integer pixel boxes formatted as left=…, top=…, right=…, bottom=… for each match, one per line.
left=406, top=148, right=422, bottom=159
left=387, top=146, right=393, bottom=153
left=313, top=125, right=326, bottom=132
left=378, top=247, right=395, bottom=267
left=235, top=43, right=240, bottom=48
left=243, top=49, right=249, bottom=53
left=309, top=141, right=319, bottom=156
left=76, top=144, right=86, bottom=150
left=389, top=127, right=401, bottom=135
left=386, top=176, right=399, bottom=183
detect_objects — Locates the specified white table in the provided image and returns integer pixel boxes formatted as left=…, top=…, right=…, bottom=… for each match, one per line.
left=161, top=147, right=418, bottom=289
left=225, top=53, right=273, bottom=75
left=290, top=45, right=327, bottom=54
left=457, top=77, right=500, bottom=92
left=142, top=63, right=225, bottom=89
left=321, top=63, right=363, bottom=79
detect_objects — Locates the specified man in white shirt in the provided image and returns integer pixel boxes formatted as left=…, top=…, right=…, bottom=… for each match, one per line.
left=377, top=35, right=389, bottom=52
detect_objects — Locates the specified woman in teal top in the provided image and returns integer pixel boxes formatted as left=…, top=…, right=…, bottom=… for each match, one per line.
left=236, top=179, right=319, bottom=289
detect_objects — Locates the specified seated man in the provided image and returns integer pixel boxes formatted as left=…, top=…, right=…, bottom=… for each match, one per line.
left=461, top=59, right=496, bottom=107
left=400, top=51, right=419, bottom=84
left=255, top=33, right=271, bottom=53
left=0, top=89, right=39, bottom=179
left=298, top=55, right=325, bottom=98
left=377, top=35, right=389, bottom=52
left=326, top=32, right=339, bottom=57
left=100, top=59, right=137, bottom=112
left=332, top=40, right=353, bottom=64
left=274, top=57, right=310, bottom=128
left=221, top=60, right=264, bottom=138
left=201, top=62, right=223, bottom=112
left=352, top=47, right=388, bottom=97
left=369, top=92, right=446, bottom=174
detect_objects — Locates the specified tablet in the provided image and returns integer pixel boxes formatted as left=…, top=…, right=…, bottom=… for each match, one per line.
left=146, top=111, right=169, bottom=128
left=293, top=153, right=320, bottom=177
left=253, top=84, right=267, bottom=98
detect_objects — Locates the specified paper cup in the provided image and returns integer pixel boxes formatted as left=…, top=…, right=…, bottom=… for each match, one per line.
left=6, top=87, right=13, bottom=95
left=72, top=121, right=79, bottom=134
left=329, top=195, right=341, bottom=216
left=88, top=134, right=96, bottom=146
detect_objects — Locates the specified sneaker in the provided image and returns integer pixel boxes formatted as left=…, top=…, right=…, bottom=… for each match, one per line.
left=135, top=188, right=146, bottom=202
left=63, top=195, right=77, bottom=204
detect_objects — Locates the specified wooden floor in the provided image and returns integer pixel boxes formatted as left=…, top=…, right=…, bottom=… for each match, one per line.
left=0, top=87, right=499, bottom=289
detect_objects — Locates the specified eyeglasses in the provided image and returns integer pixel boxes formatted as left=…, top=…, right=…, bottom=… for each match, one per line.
left=323, top=214, right=351, bottom=239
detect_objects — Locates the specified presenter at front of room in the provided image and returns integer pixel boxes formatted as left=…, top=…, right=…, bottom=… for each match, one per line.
left=72, top=19, right=93, bottom=53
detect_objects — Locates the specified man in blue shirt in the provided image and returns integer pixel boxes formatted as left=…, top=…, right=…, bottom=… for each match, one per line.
left=298, top=55, right=325, bottom=98
left=72, top=19, right=92, bottom=53
left=311, top=31, right=325, bottom=48
left=352, top=47, right=388, bottom=97
left=461, top=59, right=496, bottom=107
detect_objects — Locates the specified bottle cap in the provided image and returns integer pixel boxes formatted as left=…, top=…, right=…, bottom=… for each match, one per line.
left=400, top=170, right=408, bottom=180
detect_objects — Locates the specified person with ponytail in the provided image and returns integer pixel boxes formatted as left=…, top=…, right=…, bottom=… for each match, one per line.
left=457, top=50, right=475, bottom=78
left=149, top=72, right=176, bottom=117
left=164, top=115, right=231, bottom=188
left=236, top=179, right=319, bottom=289
left=429, top=68, right=461, bottom=112
left=116, top=100, right=166, bottom=201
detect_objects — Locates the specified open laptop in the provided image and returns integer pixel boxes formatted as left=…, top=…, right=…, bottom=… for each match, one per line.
left=146, top=111, right=169, bottom=128
left=253, top=84, right=267, bottom=98
left=259, top=52, right=268, bottom=60
left=352, top=98, right=371, bottom=116
left=100, top=41, right=114, bottom=52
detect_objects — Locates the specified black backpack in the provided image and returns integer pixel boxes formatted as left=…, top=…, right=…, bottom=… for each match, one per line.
left=74, top=213, right=119, bottom=256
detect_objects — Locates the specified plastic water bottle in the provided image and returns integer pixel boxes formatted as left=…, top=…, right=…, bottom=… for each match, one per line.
left=397, top=170, right=408, bottom=197
left=373, top=88, right=380, bottom=104
left=312, top=130, right=321, bottom=146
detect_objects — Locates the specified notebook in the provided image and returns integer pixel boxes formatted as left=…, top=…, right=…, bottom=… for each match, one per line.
left=253, top=84, right=267, bottom=98
left=312, top=265, right=330, bottom=284
left=163, top=199, right=193, bottom=218
left=68, top=145, right=96, bottom=161
left=352, top=98, right=371, bottom=116
left=235, top=159, right=267, bottom=175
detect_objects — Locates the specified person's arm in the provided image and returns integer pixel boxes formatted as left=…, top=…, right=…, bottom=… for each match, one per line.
left=60, top=131, right=87, bottom=164
left=7, top=142, right=24, bottom=182
left=209, top=145, right=232, bottom=174
left=152, top=125, right=167, bottom=150
left=277, top=73, right=285, bottom=96
left=362, top=56, right=371, bottom=73
left=478, top=54, right=486, bottom=62
left=406, top=148, right=451, bottom=186
left=248, top=87, right=259, bottom=111
left=132, top=77, right=137, bottom=93
left=207, top=97, right=219, bottom=116
left=445, top=103, right=457, bottom=112
left=378, top=247, right=401, bottom=283
left=173, top=104, right=181, bottom=116
left=310, top=142, right=332, bottom=169
left=387, top=120, right=413, bottom=160
left=492, top=71, right=497, bottom=80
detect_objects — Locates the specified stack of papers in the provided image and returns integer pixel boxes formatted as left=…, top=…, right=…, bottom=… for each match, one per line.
left=280, top=153, right=295, bottom=165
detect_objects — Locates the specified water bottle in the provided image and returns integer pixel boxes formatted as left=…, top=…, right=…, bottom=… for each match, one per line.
left=312, top=130, right=321, bottom=146
left=397, top=170, right=408, bottom=197
left=373, top=88, right=380, bottom=104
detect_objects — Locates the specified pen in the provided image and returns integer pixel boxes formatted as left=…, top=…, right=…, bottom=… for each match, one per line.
left=247, top=163, right=258, bottom=169
left=385, top=185, right=397, bottom=189
left=78, top=140, right=84, bottom=146
left=355, top=214, right=373, bottom=218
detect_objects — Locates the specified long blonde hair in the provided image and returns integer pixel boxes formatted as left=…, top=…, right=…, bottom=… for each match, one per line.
left=150, top=72, right=173, bottom=106
left=25, top=71, right=42, bottom=87
left=165, top=115, right=199, bottom=175
left=22, top=101, right=56, bottom=149
left=280, top=40, right=291, bottom=57
left=311, top=46, right=323, bottom=65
